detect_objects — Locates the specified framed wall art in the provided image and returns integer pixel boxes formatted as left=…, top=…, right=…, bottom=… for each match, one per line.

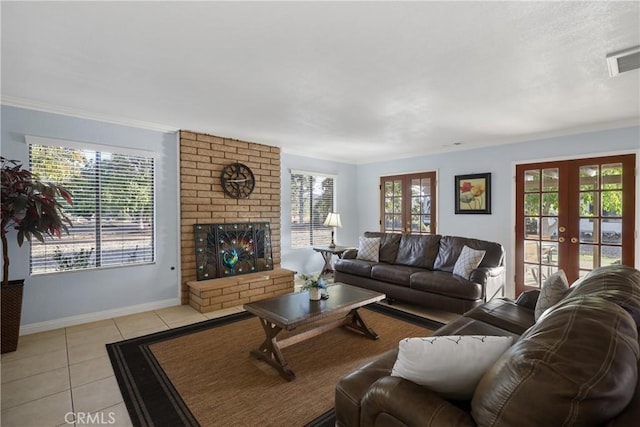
left=455, top=173, right=491, bottom=214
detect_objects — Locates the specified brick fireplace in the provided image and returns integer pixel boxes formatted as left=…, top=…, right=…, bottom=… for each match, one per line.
left=179, top=130, right=293, bottom=311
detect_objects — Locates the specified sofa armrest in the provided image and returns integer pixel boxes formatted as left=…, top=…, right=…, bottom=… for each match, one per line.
left=342, top=249, right=358, bottom=259
left=515, top=289, right=540, bottom=310
left=361, top=376, right=476, bottom=427
left=469, top=266, right=505, bottom=300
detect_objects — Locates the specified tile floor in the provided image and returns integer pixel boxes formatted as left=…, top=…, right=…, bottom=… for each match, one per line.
left=0, top=305, right=244, bottom=427
left=0, top=294, right=459, bottom=427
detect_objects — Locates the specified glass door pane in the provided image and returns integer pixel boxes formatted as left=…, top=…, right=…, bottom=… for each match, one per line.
left=381, top=172, right=436, bottom=235
left=516, top=154, right=634, bottom=296
left=410, top=176, right=433, bottom=234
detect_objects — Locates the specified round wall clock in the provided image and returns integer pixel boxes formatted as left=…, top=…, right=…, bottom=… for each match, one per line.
left=220, top=162, right=256, bottom=199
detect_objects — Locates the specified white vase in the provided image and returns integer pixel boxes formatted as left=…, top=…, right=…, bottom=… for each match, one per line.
left=309, top=288, right=322, bottom=301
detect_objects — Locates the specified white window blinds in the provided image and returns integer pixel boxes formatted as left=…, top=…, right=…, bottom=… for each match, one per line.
left=28, top=142, right=155, bottom=273
left=290, top=171, right=335, bottom=248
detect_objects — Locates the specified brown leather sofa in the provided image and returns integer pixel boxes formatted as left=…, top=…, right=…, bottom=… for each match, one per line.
left=334, top=232, right=505, bottom=314
left=335, top=265, right=640, bottom=426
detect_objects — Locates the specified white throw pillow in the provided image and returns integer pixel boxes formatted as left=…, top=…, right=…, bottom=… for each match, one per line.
left=356, top=237, right=380, bottom=262
left=452, top=245, right=486, bottom=279
left=391, top=335, right=513, bottom=400
left=534, top=270, right=569, bottom=321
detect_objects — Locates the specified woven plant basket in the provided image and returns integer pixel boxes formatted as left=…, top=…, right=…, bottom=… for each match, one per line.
left=1, top=279, right=24, bottom=353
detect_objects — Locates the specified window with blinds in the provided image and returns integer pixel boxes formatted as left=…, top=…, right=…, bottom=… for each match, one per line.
left=290, top=171, right=335, bottom=248
left=29, top=142, right=155, bottom=274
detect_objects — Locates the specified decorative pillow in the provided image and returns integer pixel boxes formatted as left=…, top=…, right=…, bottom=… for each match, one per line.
left=356, top=237, right=380, bottom=262
left=452, top=245, right=486, bottom=279
left=534, top=270, right=569, bottom=321
left=391, top=335, right=513, bottom=400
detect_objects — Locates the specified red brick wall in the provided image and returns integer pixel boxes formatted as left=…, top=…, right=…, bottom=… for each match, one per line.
left=179, top=130, right=281, bottom=304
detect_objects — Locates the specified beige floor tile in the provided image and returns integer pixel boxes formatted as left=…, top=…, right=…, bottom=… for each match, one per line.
left=70, top=355, right=115, bottom=388
left=114, top=312, right=167, bottom=336
left=203, top=305, right=245, bottom=319
left=67, top=340, right=109, bottom=365
left=166, top=316, right=208, bottom=328
left=0, top=390, right=72, bottom=427
left=120, top=324, right=170, bottom=339
left=1, top=366, right=70, bottom=410
left=154, top=304, right=205, bottom=323
left=66, top=324, right=123, bottom=348
left=66, top=318, right=116, bottom=334
left=1, top=348, right=68, bottom=383
left=72, top=376, right=123, bottom=415
left=86, top=402, right=132, bottom=427
left=1, top=333, right=67, bottom=362
left=19, top=327, right=66, bottom=341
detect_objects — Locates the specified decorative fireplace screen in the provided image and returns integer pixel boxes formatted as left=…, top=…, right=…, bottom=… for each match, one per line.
left=194, top=222, right=273, bottom=280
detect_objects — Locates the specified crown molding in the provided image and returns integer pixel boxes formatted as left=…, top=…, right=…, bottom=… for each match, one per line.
left=1, top=96, right=180, bottom=133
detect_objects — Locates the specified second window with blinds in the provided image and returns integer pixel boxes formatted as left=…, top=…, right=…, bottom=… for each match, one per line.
left=290, top=171, right=335, bottom=248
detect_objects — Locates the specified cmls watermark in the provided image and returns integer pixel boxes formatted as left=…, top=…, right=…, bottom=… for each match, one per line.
left=65, top=411, right=117, bottom=425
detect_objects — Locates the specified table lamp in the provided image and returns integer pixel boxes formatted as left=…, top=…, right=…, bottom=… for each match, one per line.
left=323, top=212, right=342, bottom=248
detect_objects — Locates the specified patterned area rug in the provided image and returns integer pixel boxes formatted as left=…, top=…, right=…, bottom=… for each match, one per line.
left=107, top=303, right=443, bottom=427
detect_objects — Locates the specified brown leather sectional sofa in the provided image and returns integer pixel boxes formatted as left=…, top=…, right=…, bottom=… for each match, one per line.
left=334, top=232, right=506, bottom=314
left=335, top=264, right=640, bottom=426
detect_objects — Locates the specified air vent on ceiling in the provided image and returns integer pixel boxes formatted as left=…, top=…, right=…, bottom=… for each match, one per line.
left=606, top=46, right=640, bottom=77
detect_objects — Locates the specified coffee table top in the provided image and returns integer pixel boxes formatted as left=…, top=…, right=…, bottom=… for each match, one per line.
left=243, top=283, right=385, bottom=330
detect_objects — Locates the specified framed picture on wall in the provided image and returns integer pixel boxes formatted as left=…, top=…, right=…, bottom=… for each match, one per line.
left=455, top=173, right=491, bottom=214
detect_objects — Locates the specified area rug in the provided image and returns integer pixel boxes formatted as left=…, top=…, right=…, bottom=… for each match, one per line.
left=107, top=304, right=444, bottom=427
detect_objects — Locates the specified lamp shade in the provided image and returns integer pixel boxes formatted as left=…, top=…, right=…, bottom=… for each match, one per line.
left=323, top=212, right=342, bottom=228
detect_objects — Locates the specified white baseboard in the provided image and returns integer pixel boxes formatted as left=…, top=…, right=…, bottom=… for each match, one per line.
left=19, top=298, right=182, bottom=336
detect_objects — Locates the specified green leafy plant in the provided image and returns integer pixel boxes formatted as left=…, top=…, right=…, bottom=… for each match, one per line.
left=52, top=247, right=94, bottom=271
left=1, top=156, right=72, bottom=286
left=299, top=273, right=327, bottom=290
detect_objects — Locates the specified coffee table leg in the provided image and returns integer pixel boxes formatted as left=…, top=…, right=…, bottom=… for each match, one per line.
left=250, top=317, right=296, bottom=381
left=344, top=308, right=379, bottom=340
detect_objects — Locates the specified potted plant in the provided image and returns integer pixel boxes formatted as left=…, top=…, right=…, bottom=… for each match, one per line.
left=299, top=273, right=327, bottom=301
left=1, top=156, right=72, bottom=353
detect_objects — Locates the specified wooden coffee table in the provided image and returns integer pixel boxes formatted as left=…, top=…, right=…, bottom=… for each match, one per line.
left=243, top=284, right=386, bottom=381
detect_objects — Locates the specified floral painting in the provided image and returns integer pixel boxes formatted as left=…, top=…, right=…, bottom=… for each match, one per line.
left=455, top=173, right=491, bottom=214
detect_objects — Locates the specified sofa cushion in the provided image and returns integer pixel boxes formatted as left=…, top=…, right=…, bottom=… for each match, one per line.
left=364, top=232, right=402, bottom=264
left=534, top=270, right=569, bottom=321
left=411, top=271, right=483, bottom=300
left=371, top=264, right=423, bottom=287
left=391, top=335, right=513, bottom=400
left=471, top=295, right=640, bottom=426
left=334, top=258, right=376, bottom=277
left=356, top=236, right=380, bottom=262
left=453, top=245, right=486, bottom=279
left=566, top=265, right=640, bottom=326
left=434, top=236, right=503, bottom=272
left=465, top=298, right=535, bottom=335
left=395, top=234, right=441, bottom=269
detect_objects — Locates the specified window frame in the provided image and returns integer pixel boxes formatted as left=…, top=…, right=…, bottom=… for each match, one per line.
left=26, top=135, right=157, bottom=275
left=380, top=171, right=437, bottom=235
left=289, top=169, right=337, bottom=248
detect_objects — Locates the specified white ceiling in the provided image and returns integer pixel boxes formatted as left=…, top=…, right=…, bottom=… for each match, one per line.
left=2, top=1, right=639, bottom=164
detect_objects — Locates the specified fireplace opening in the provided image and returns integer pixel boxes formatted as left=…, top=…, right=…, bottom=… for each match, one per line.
left=194, top=222, right=273, bottom=280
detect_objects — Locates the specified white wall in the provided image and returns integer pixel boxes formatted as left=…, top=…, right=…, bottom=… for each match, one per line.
left=356, top=126, right=640, bottom=297
left=280, top=153, right=358, bottom=276
left=1, top=106, right=181, bottom=329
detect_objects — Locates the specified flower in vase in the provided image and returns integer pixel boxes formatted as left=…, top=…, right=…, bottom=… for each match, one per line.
left=299, top=273, right=327, bottom=290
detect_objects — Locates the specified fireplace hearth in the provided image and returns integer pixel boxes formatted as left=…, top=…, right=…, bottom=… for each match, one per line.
left=194, top=222, right=273, bottom=280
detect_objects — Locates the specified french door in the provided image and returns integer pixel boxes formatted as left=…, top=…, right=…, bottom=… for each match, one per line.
left=515, top=154, right=635, bottom=295
left=380, top=172, right=437, bottom=234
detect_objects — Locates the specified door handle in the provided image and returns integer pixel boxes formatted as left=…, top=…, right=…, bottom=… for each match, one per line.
left=571, top=237, right=578, bottom=243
